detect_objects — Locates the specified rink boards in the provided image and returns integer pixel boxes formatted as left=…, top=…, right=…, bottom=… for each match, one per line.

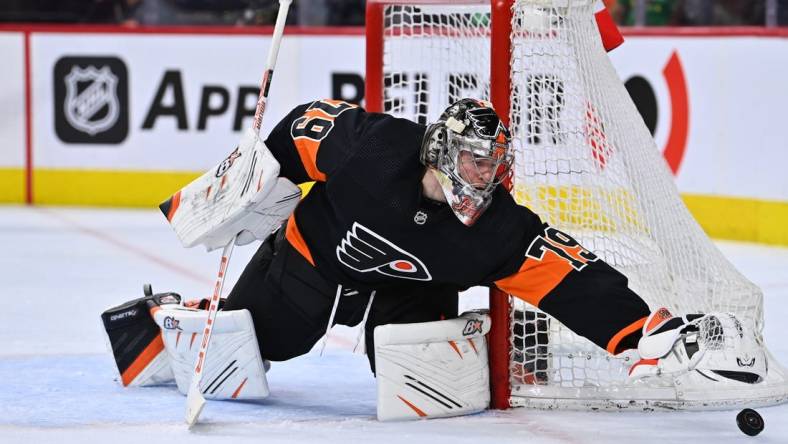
left=0, top=25, right=786, bottom=244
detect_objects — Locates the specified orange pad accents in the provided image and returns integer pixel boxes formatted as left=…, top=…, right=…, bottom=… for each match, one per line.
left=448, top=340, right=463, bottom=359
left=165, top=191, right=181, bottom=222
left=397, top=395, right=427, bottom=417
left=644, top=307, right=673, bottom=334
left=467, top=338, right=478, bottom=355
left=231, top=377, right=248, bottom=399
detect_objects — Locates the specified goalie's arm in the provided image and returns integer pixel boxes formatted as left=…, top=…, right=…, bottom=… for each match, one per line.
left=263, top=99, right=369, bottom=184
left=491, top=217, right=650, bottom=356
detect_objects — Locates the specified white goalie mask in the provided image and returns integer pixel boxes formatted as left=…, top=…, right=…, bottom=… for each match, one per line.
left=421, top=99, right=513, bottom=226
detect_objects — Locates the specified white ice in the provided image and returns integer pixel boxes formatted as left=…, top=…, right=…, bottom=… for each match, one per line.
left=1, top=206, right=786, bottom=443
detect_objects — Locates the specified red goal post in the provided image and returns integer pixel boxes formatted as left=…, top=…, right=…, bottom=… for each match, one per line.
left=365, top=0, right=788, bottom=411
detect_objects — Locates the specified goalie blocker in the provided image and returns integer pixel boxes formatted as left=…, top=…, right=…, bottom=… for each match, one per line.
left=160, top=128, right=301, bottom=252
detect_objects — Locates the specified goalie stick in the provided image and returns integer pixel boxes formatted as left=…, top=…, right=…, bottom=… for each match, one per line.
left=185, top=0, right=293, bottom=428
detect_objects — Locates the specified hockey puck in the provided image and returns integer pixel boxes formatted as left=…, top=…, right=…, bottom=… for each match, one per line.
left=736, top=408, right=764, bottom=436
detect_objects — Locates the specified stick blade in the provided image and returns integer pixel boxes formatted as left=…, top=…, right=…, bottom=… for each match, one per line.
left=185, top=383, right=206, bottom=428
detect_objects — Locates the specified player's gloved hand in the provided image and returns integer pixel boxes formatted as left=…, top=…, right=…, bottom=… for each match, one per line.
left=628, top=308, right=767, bottom=384
left=637, top=308, right=702, bottom=360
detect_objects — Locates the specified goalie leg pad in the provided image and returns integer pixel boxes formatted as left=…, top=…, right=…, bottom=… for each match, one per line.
left=374, top=311, right=491, bottom=421
left=152, top=305, right=270, bottom=400
left=101, top=292, right=181, bottom=387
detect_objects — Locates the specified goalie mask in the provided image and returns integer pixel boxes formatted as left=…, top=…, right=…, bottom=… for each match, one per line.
left=421, top=99, right=513, bottom=226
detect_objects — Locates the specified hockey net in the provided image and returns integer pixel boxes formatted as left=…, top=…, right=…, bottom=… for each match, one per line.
left=365, top=0, right=788, bottom=410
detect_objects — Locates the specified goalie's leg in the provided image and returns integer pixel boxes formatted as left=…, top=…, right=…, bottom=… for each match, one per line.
left=152, top=303, right=270, bottom=400
left=222, top=226, right=458, bottom=373
left=363, top=285, right=459, bottom=373
left=223, top=227, right=374, bottom=362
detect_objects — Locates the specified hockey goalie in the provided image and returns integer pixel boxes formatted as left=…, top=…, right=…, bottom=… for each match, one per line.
left=99, top=1, right=767, bottom=421
left=101, top=96, right=768, bottom=420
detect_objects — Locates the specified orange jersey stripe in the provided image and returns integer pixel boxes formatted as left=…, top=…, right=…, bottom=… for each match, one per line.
left=292, top=105, right=331, bottom=181
left=292, top=136, right=327, bottom=182
left=285, top=213, right=315, bottom=266
left=494, top=254, right=574, bottom=308
left=121, top=333, right=164, bottom=386
left=606, top=316, right=647, bottom=355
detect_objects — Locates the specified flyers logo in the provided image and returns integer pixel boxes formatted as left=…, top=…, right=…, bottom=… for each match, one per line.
left=336, top=222, right=432, bottom=281
left=466, top=106, right=510, bottom=142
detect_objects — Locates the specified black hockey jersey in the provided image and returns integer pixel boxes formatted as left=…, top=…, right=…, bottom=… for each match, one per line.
left=264, top=99, right=649, bottom=354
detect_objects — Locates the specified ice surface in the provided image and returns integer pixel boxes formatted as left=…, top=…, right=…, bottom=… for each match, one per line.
left=1, top=206, right=786, bottom=443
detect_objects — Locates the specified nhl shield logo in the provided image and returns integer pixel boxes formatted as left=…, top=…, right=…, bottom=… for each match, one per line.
left=54, top=56, right=129, bottom=144
left=64, top=66, right=120, bottom=135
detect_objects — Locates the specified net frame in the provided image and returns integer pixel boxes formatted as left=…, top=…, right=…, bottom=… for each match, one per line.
left=365, top=0, right=788, bottom=411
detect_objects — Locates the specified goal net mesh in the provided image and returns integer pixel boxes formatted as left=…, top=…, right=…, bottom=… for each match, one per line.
left=373, top=0, right=788, bottom=409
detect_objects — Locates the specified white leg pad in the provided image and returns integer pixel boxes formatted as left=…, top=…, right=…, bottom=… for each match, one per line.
left=374, top=311, right=491, bottom=421
left=152, top=305, right=269, bottom=400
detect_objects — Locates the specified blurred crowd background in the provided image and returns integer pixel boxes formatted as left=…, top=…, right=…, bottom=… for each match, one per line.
left=0, top=0, right=785, bottom=27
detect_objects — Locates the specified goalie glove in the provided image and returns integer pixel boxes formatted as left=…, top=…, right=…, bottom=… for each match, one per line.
left=160, top=128, right=301, bottom=251
left=628, top=308, right=767, bottom=385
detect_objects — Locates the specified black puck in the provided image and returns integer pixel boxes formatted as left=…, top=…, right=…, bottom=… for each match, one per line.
left=736, top=408, right=764, bottom=436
